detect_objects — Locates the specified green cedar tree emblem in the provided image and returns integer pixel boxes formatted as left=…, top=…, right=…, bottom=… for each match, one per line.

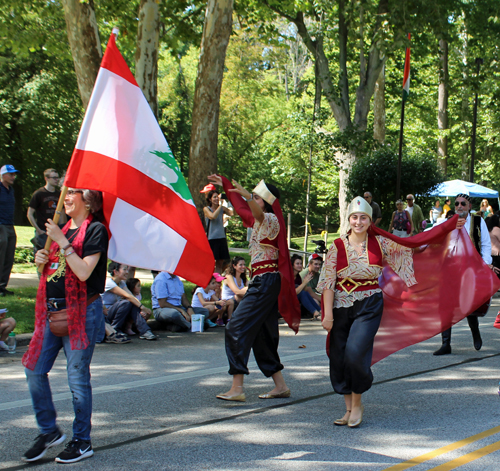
left=151, top=150, right=192, bottom=203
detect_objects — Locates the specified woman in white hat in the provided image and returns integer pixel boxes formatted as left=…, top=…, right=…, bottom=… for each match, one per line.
left=317, top=196, right=419, bottom=428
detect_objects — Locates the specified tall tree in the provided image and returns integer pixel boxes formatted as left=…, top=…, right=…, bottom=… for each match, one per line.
left=373, top=66, right=386, bottom=143
left=135, top=0, right=161, bottom=117
left=188, top=0, right=233, bottom=216
left=437, top=38, right=449, bottom=173
left=61, top=0, right=102, bottom=109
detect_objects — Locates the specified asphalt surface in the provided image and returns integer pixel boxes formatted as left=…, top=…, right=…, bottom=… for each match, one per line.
left=1, top=305, right=500, bottom=470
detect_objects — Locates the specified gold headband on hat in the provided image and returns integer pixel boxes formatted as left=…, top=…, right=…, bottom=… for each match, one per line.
left=347, top=196, right=372, bottom=220
left=253, top=180, right=276, bottom=206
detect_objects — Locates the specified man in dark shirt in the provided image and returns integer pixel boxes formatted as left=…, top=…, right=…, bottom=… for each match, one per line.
left=0, top=165, right=19, bottom=296
left=363, top=191, right=382, bottom=226
left=27, top=168, right=66, bottom=237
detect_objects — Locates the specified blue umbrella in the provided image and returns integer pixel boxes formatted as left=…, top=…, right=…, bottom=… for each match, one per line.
left=429, top=179, right=498, bottom=198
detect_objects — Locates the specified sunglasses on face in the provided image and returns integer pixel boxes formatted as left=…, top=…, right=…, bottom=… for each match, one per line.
left=406, top=198, right=413, bottom=201
left=455, top=201, right=468, bottom=207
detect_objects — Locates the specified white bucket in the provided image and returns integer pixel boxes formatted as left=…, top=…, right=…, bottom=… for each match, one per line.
left=191, top=314, right=205, bottom=333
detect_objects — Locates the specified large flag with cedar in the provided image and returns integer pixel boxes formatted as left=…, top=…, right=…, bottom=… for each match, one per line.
left=402, top=33, right=411, bottom=101
left=65, top=32, right=213, bottom=287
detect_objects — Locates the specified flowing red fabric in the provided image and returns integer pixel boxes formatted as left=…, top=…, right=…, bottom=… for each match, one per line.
left=22, top=216, right=92, bottom=370
left=324, top=215, right=500, bottom=365
left=220, top=176, right=301, bottom=333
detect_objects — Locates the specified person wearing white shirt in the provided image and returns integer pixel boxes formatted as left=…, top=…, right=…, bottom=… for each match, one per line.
left=434, top=193, right=494, bottom=355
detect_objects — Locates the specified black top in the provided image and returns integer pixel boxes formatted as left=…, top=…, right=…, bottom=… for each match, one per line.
left=29, top=187, right=62, bottom=230
left=46, top=220, right=109, bottom=299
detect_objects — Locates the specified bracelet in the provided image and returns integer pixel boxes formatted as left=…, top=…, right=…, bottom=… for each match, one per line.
left=244, top=194, right=253, bottom=201
left=62, top=243, right=72, bottom=251
left=64, top=250, right=75, bottom=258
left=139, top=304, right=144, bottom=309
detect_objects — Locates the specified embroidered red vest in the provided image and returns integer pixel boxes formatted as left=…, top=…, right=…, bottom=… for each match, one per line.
left=334, top=234, right=383, bottom=274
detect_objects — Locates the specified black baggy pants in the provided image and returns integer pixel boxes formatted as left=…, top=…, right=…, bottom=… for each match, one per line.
left=329, top=292, right=383, bottom=395
left=225, top=272, right=283, bottom=377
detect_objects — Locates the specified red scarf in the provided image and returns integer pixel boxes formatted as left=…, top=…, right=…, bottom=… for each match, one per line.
left=23, top=215, right=93, bottom=370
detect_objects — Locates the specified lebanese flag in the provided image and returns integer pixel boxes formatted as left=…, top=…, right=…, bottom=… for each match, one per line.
left=65, top=33, right=213, bottom=287
left=402, top=33, right=411, bottom=101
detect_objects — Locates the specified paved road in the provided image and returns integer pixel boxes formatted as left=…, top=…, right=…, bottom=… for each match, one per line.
left=1, top=306, right=500, bottom=470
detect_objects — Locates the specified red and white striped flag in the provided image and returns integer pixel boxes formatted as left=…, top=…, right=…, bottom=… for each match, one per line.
left=402, top=33, right=411, bottom=101
left=65, top=33, right=213, bottom=287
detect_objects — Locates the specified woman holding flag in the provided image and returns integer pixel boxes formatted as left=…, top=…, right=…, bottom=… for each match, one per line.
left=208, top=175, right=300, bottom=402
left=22, top=188, right=108, bottom=464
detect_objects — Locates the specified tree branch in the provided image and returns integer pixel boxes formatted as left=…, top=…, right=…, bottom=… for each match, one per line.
left=259, top=0, right=297, bottom=22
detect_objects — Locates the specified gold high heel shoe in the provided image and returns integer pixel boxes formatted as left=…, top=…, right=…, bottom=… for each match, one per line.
left=334, top=410, right=351, bottom=426
left=347, top=405, right=364, bottom=428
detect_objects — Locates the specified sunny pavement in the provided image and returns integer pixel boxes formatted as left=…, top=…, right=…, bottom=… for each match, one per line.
left=1, top=298, right=500, bottom=470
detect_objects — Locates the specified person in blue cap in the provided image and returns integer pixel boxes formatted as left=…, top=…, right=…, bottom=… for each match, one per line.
left=0, top=164, right=19, bottom=296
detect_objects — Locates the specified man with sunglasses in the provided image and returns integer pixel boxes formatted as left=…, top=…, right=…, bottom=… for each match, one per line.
left=434, top=193, right=493, bottom=355
left=28, top=169, right=66, bottom=238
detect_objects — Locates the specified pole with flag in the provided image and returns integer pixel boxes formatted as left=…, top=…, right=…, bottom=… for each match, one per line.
left=40, top=29, right=214, bottom=287
left=396, top=33, right=411, bottom=201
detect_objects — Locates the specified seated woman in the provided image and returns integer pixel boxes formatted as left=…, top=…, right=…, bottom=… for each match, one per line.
left=101, top=262, right=156, bottom=340
left=0, top=312, right=16, bottom=351
left=192, top=273, right=234, bottom=327
left=221, top=256, right=248, bottom=305
left=291, top=254, right=321, bottom=320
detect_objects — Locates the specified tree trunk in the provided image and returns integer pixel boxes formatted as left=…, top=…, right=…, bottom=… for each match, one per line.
left=438, top=39, right=448, bottom=174
left=61, top=0, right=102, bottom=110
left=135, top=0, right=160, bottom=117
left=373, top=65, right=386, bottom=143
left=188, top=0, right=233, bottom=218
left=338, top=150, right=357, bottom=234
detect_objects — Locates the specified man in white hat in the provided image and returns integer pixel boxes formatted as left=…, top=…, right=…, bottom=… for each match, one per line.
left=0, top=164, right=19, bottom=295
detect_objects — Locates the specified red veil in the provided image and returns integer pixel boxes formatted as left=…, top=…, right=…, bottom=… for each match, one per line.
left=369, top=216, right=500, bottom=364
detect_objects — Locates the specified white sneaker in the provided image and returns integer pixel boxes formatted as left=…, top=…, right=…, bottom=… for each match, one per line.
left=0, top=341, right=8, bottom=351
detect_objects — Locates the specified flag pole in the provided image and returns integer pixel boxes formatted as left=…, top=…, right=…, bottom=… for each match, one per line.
left=396, top=33, right=411, bottom=201
left=37, top=186, right=68, bottom=274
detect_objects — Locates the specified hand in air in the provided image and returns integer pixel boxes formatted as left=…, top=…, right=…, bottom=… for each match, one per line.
left=229, top=179, right=252, bottom=200
left=207, top=174, right=222, bottom=186
left=456, top=218, right=466, bottom=230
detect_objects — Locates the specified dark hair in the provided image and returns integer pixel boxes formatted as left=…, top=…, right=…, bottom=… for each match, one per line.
left=192, top=276, right=216, bottom=296
left=126, top=278, right=141, bottom=292
left=291, top=254, right=302, bottom=266
left=228, top=256, right=247, bottom=285
left=108, top=261, right=125, bottom=276
left=486, top=214, right=500, bottom=232
left=206, top=190, right=219, bottom=206
left=262, top=183, right=280, bottom=213
left=445, top=210, right=455, bottom=219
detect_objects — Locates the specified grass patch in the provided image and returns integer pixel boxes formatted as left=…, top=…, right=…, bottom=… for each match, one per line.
left=3, top=280, right=197, bottom=335
left=291, top=232, right=340, bottom=252
left=12, top=263, right=38, bottom=274
left=14, top=226, right=34, bottom=247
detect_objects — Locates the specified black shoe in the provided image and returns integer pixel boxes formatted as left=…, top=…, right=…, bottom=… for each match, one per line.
left=23, top=428, right=66, bottom=462
left=1, top=288, right=14, bottom=295
left=472, top=332, right=482, bottom=351
left=55, top=438, right=93, bottom=463
left=433, top=343, right=452, bottom=356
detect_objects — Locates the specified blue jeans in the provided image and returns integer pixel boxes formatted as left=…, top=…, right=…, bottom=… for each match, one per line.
left=297, top=290, right=320, bottom=315
left=153, top=306, right=208, bottom=331
left=25, top=298, right=105, bottom=441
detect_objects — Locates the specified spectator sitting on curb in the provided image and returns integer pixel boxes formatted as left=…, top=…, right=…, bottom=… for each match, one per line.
left=192, top=273, right=234, bottom=327
left=299, top=253, right=323, bottom=304
left=101, top=262, right=156, bottom=341
left=291, top=254, right=321, bottom=320
left=151, top=271, right=211, bottom=331
left=0, top=311, right=16, bottom=351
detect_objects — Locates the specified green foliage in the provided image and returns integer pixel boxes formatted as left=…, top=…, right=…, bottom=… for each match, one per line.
left=347, top=144, right=444, bottom=226
left=14, top=247, right=34, bottom=264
